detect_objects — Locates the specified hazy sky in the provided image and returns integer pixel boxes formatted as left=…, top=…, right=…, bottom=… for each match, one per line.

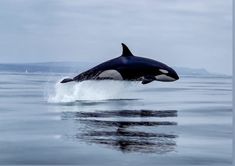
left=0, top=0, right=232, bottom=74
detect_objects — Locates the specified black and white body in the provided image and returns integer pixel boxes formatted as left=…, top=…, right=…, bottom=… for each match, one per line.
left=61, top=43, right=179, bottom=84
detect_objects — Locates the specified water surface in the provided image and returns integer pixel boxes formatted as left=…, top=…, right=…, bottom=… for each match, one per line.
left=0, top=72, right=232, bottom=165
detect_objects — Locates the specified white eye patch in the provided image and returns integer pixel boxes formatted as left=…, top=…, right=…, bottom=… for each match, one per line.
left=159, top=69, right=168, bottom=74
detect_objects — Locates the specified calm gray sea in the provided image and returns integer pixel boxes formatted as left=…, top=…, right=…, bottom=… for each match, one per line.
left=0, top=72, right=232, bottom=165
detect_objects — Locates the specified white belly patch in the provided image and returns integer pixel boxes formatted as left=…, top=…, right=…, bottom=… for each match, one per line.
left=98, top=70, right=123, bottom=80
left=155, top=74, right=175, bottom=81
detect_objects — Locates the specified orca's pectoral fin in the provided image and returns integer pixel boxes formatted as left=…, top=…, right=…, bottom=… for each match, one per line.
left=141, top=76, right=156, bottom=84
left=142, top=79, right=154, bottom=84
left=60, top=78, right=74, bottom=83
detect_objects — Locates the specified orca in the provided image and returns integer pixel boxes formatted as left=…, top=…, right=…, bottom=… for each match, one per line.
left=60, top=43, right=179, bottom=84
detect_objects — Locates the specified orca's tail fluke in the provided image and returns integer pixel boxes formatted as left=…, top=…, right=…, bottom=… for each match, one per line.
left=60, top=78, right=74, bottom=83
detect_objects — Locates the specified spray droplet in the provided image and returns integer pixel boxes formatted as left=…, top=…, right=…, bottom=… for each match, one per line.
left=47, top=80, right=134, bottom=103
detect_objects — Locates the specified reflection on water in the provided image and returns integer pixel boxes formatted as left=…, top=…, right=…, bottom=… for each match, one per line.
left=62, top=109, right=178, bottom=154
left=64, top=109, right=177, bottom=118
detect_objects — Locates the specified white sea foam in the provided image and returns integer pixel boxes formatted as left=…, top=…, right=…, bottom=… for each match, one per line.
left=47, top=79, right=134, bottom=103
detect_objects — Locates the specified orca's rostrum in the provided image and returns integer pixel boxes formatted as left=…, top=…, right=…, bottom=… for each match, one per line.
left=61, top=43, right=179, bottom=84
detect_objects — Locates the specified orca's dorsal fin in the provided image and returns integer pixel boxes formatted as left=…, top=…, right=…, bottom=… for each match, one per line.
left=121, top=43, right=134, bottom=57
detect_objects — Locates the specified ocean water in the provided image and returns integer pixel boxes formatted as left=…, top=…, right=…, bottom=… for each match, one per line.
left=0, top=72, right=232, bottom=165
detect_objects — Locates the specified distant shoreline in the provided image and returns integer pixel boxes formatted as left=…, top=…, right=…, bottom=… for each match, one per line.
left=0, top=62, right=230, bottom=77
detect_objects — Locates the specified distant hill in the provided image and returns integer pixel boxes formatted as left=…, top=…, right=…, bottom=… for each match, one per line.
left=173, top=67, right=210, bottom=76
left=0, top=62, right=90, bottom=74
left=0, top=62, right=225, bottom=76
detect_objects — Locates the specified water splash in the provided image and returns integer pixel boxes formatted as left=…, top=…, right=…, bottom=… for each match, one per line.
left=47, top=79, right=135, bottom=103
